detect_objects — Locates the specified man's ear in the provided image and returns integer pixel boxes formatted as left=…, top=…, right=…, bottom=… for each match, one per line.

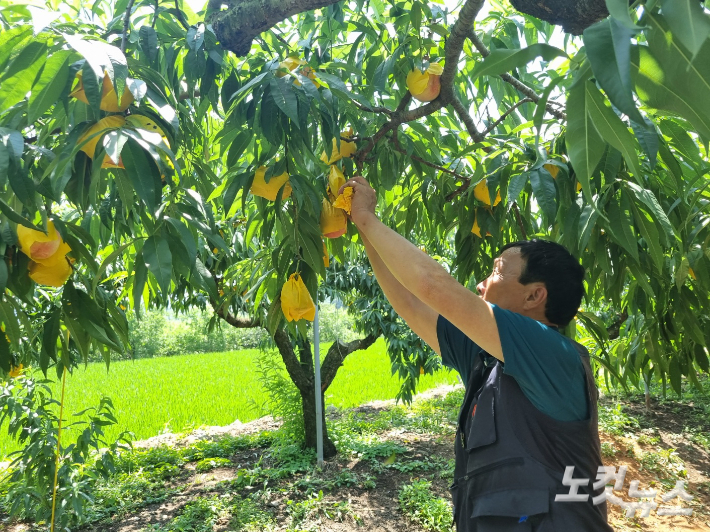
left=523, top=283, right=547, bottom=310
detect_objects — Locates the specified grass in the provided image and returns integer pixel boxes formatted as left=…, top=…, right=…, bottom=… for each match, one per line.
left=398, top=479, right=453, bottom=532
left=0, top=339, right=459, bottom=457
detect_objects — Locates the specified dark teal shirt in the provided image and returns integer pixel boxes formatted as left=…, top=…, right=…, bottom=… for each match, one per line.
left=436, top=304, right=588, bottom=421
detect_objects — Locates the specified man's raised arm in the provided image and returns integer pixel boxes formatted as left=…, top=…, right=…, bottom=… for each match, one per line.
left=360, top=232, right=441, bottom=355
left=341, top=176, right=503, bottom=361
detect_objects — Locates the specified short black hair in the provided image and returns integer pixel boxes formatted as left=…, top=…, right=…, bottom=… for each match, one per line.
left=500, top=240, right=585, bottom=327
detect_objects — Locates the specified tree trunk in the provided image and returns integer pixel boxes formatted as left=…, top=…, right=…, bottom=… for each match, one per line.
left=300, top=383, right=337, bottom=458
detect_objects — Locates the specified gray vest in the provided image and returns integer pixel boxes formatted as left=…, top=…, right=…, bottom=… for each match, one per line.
left=450, top=339, right=614, bottom=532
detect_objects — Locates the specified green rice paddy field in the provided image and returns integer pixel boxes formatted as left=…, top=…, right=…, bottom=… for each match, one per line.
left=0, top=339, right=458, bottom=458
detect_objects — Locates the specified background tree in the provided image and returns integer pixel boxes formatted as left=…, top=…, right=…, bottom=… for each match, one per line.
left=0, top=0, right=708, bottom=473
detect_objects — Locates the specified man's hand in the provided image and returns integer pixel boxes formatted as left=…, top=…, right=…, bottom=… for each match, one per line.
left=338, top=176, right=377, bottom=227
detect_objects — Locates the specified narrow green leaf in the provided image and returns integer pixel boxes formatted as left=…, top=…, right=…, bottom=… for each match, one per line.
left=0, top=199, right=37, bottom=230
left=584, top=81, right=641, bottom=179
left=139, top=26, right=159, bottom=62
left=28, top=50, right=73, bottom=122
left=132, top=253, right=147, bottom=317
left=675, top=256, right=689, bottom=289
left=529, top=167, right=557, bottom=220
left=142, top=235, right=172, bottom=294
left=606, top=196, right=639, bottom=262
left=565, top=82, right=605, bottom=201
left=0, top=41, right=47, bottom=113
left=659, top=0, right=710, bottom=58
left=624, top=181, right=675, bottom=245
left=605, top=0, right=643, bottom=30
left=583, top=18, right=644, bottom=124
left=269, top=77, right=300, bottom=126
left=632, top=15, right=710, bottom=139
left=120, top=138, right=161, bottom=213
left=470, top=43, right=567, bottom=79
left=630, top=202, right=664, bottom=273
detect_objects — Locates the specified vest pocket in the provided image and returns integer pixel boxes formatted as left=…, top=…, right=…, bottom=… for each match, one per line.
left=466, top=386, right=496, bottom=449
left=470, top=488, right=550, bottom=520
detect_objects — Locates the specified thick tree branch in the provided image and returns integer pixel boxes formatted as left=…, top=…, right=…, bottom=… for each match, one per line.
left=121, top=0, right=137, bottom=53
left=355, top=0, right=487, bottom=165
left=467, top=30, right=567, bottom=121
left=321, top=334, right=379, bottom=391
left=450, top=96, right=484, bottom=142
left=208, top=0, right=342, bottom=56
left=211, top=298, right=262, bottom=329
left=509, top=0, right=608, bottom=35
left=273, top=329, right=310, bottom=393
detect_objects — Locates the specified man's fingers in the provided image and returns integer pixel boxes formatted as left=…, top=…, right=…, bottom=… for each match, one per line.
left=338, top=175, right=371, bottom=196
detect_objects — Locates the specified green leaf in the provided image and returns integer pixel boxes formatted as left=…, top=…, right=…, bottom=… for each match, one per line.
left=584, top=81, right=641, bottom=180
left=632, top=15, right=710, bottom=139
left=675, top=255, right=689, bottom=289
left=565, top=82, right=606, bottom=201
left=0, top=40, right=47, bottom=113
left=470, top=43, right=567, bottom=79
left=142, top=235, right=173, bottom=295
left=132, top=253, right=147, bottom=317
left=120, top=138, right=162, bottom=213
left=630, top=202, right=664, bottom=273
left=28, top=50, right=73, bottom=122
left=533, top=77, right=564, bottom=137
left=694, top=344, right=709, bottom=373
left=139, top=26, right=159, bottom=62
left=606, top=195, right=639, bottom=262
left=624, top=181, right=675, bottom=245
left=0, top=198, right=37, bottom=230
left=0, top=26, right=32, bottom=72
left=92, top=242, right=133, bottom=295
left=668, top=357, right=682, bottom=395
left=605, top=0, right=643, bottom=30
left=630, top=116, right=659, bottom=167
left=529, top=168, right=557, bottom=220
left=659, top=0, right=710, bottom=58
left=269, top=77, right=300, bottom=126
left=0, top=127, right=23, bottom=162
left=583, top=18, right=644, bottom=124
left=165, top=217, right=197, bottom=265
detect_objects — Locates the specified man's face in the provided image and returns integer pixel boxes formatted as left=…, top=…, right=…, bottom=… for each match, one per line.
left=476, top=248, right=527, bottom=313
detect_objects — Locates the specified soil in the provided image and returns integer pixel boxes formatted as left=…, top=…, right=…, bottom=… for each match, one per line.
left=3, top=384, right=709, bottom=532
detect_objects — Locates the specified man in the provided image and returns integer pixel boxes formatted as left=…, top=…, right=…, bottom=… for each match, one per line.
left=340, top=176, right=614, bottom=531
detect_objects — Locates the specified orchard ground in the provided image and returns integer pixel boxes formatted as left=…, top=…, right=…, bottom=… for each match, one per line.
left=4, top=379, right=710, bottom=532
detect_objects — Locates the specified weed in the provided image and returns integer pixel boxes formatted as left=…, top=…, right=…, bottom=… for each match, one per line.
left=88, top=472, right=181, bottom=522
left=598, top=404, right=640, bottom=436
left=636, top=430, right=660, bottom=446
left=600, top=442, right=618, bottom=458
left=195, top=457, right=232, bottom=472
left=145, top=495, right=229, bottom=531
left=639, top=448, right=687, bottom=479
left=229, top=494, right=276, bottom=531
left=398, top=479, right=453, bottom=532
left=286, top=490, right=361, bottom=530
left=180, top=432, right=274, bottom=462
left=683, top=427, right=710, bottom=451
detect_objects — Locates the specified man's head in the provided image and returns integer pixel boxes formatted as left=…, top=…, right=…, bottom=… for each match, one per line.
left=476, top=240, right=585, bottom=327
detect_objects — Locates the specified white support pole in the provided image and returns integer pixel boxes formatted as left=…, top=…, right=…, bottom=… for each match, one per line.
left=313, top=297, right=324, bottom=465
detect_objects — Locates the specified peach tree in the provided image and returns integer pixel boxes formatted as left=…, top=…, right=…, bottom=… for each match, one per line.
left=0, top=0, right=709, bottom=470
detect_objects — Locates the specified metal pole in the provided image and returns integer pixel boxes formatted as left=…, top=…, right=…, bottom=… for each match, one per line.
left=313, top=296, right=324, bottom=465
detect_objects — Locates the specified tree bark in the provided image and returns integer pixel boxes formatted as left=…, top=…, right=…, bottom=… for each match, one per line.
left=302, top=385, right=337, bottom=458
left=208, top=0, right=342, bottom=56
left=209, top=0, right=612, bottom=58
left=508, top=0, right=609, bottom=35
